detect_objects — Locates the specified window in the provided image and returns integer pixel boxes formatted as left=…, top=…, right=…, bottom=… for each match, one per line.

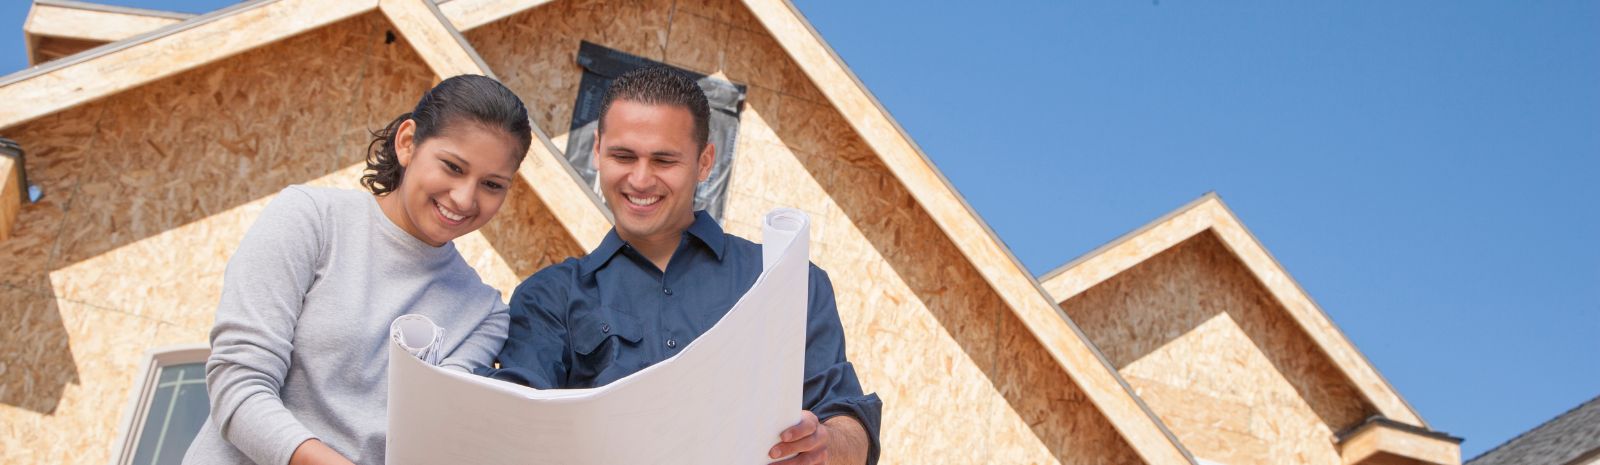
left=112, top=345, right=210, bottom=465
left=564, top=41, right=747, bottom=221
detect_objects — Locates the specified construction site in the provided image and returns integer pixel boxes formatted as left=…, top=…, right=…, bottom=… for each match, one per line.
left=0, top=1, right=1466, bottom=464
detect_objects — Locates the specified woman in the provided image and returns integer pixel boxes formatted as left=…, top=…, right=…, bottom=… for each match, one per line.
left=182, top=75, right=531, bottom=465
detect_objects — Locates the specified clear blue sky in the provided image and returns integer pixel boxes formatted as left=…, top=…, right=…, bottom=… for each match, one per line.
left=2, top=0, right=1596, bottom=459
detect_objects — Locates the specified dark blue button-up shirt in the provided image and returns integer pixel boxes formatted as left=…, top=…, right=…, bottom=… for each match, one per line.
left=488, top=211, right=881, bottom=463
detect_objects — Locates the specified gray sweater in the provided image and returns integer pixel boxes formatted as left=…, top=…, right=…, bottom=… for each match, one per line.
left=182, top=186, right=509, bottom=465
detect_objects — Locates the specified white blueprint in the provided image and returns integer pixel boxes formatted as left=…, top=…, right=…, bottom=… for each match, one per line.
left=385, top=209, right=811, bottom=465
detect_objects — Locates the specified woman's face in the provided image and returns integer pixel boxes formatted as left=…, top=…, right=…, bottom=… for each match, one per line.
left=381, top=119, right=520, bottom=247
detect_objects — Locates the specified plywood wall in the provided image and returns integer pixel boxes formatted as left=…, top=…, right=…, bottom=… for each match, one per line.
left=466, top=0, right=1144, bottom=462
left=1059, top=231, right=1377, bottom=465
left=29, top=36, right=111, bottom=66
left=0, top=11, right=580, bottom=463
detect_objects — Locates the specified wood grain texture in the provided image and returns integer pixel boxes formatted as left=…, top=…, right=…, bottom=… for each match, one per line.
left=1040, top=196, right=1429, bottom=429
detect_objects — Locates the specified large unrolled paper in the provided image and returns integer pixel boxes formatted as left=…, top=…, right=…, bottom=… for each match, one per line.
left=386, top=208, right=811, bottom=464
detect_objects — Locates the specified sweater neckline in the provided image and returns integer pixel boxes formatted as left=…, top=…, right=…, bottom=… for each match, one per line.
left=366, top=193, right=457, bottom=260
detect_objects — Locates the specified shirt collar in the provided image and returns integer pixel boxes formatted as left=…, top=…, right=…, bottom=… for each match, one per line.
left=579, top=210, right=727, bottom=276
left=578, top=229, right=628, bottom=277
left=684, top=210, right=727, bottom=261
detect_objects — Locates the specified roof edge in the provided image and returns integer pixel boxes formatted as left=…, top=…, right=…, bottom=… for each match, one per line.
left=1466, top=394, right=1600, bottom=464
left=1037, top=192, right=1220, bottom=283
left=33, top=0, right=196, bottom=21
left=1338, top=415, right=1464, bottom=445
left=1037, top=193, right=1434, bottom=429
left=2, top=0, right=278, bottom=88
left=752, top=0, right=1197, bottom=462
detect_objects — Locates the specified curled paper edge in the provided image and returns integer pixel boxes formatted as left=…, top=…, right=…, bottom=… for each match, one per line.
left=390, top=314, right=445, bottom=366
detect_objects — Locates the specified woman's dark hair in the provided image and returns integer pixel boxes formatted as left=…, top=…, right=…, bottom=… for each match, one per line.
left=363, top=74, right=533, bottom=195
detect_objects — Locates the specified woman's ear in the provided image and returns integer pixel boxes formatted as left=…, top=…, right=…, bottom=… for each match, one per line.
left=396, top=119, right=418, bottom=167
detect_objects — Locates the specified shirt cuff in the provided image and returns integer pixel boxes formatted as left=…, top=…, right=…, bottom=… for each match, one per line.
left=814, top=393, right=883, bottom=465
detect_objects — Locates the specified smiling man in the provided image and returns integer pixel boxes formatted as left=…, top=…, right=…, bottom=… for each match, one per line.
left=487, top=66, right=882, bottom=464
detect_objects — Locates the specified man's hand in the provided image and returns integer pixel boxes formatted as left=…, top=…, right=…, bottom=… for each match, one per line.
left=769, top=410, right=870, bottom=465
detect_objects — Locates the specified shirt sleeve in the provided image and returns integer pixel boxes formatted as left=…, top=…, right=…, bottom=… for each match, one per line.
left=802, top=265, right=883, bottom=465
left=482, top=265, right=573, bottom=389
left=203, top=186, right=322, bottom=465
left=439, top=293, right=510, bottom=373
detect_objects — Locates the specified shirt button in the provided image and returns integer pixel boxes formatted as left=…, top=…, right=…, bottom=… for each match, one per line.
left=663, top=287, right=673, bottom=296
left=666, top=339, right=678, bottom=349
left=600, top=323, right=611, bottom=334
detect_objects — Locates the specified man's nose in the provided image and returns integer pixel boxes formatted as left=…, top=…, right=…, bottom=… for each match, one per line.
left=626, top=160, right=655, bottom=190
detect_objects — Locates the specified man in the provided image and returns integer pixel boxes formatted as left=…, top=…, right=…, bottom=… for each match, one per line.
left=488, top=66, right=881, bottom=465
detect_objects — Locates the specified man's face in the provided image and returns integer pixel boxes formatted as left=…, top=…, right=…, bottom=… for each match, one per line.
left=594, top=99, right=714, bottom=243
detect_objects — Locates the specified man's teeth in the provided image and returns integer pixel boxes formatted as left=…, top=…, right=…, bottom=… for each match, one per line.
left=436, top=203, right=465, bottom=222
left=626, top=195, right=661, bottom=207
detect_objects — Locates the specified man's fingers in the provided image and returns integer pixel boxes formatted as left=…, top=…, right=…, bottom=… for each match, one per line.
left=780, top=411, right=820, bottom=442
left=769, top=450, right=828, bottom=465
left=771, top=423, right=828, bottom=460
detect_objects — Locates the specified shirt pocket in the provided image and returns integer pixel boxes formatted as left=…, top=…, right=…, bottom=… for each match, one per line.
left=568, top=305, right=644, bottom=384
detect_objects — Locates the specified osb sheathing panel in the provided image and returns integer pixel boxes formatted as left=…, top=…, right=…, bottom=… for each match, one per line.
left=0, top=109, right=97, bottom=294
left=0, top=0, right=378, bottom=130
left=467, top=1, right=1144, bottom=461
left=729, top=89, right=1142, bottom=465
left=0, top=291, right=183, bottom=465
left=0, top=12, right=582, bottom=464
left=43, top=12, right=431, bottom=323
left=1060, top=231, right=1377, bottom=465
left=737, top=1, right=1192, bottom=461
left=440, top=0, right=561, bottom=31
left=463, top=0, right=672, bottom=149
left=28, top=36, right=110, bottom=66
left=1339, top=424, right=1460, bottom=465
left=1040, top=197, right=1424, bottom=429
left=1, top=155, right=20, bottom=241
left=23, top=2, right=187, bottom=44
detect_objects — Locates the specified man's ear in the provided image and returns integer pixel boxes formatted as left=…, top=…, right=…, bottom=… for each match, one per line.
left=592, top=129, right=603, bottom=171
left=396, top=119, right=418, bottom=168
left=697, top=142, right=715, bottom=182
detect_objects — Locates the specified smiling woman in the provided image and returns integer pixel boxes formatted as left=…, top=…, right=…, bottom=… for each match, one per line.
left=179, top=74, right=535, bottom=465
left=364, top=75, right=533, bottom=246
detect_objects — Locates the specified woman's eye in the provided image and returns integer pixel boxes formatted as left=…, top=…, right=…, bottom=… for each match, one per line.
left=484, top=181, right=506, bottom=191
left=443, top=160, right=463, bottom=174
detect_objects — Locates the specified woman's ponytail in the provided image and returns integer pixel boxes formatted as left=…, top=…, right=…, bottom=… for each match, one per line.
left=362, top=112, right=412, bottom=196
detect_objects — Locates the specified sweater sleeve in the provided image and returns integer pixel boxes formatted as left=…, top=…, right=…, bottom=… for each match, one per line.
left=203, top=186, right=324, bottom=465
left=439, top=294, right=510, bottom=373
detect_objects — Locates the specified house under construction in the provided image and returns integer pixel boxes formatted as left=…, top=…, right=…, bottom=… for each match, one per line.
left=0, top=1, right=1462, bottom=463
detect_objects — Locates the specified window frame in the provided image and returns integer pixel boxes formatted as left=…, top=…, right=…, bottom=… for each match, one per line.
left=110, top=343, right=210, bottom=465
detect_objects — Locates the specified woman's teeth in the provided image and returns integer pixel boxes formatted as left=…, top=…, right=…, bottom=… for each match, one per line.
left=626, top=195, right=661, bottom=207
left=436, top=202, right=466, bottom=222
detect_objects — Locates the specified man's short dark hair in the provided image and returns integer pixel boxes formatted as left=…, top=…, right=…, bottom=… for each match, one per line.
left=597, top=66, right=712, bottom=151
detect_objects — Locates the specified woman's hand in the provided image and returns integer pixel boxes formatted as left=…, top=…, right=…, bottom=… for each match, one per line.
left=288, top=439, right=356, bottom=465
